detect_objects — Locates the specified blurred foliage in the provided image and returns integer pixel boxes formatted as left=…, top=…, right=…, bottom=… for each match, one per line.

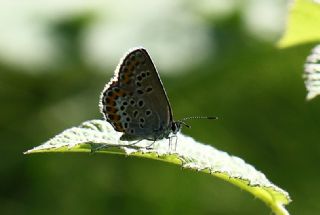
left=1, top=1, right=320, bottom=215
left=279, top=0, right=320, bottom=47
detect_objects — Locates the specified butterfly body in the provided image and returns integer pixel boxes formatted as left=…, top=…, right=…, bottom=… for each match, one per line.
left=100, top=48, right=181, bottom=142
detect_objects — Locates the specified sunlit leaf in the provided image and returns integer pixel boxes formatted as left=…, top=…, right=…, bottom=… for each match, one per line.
left=25, top=120, right=291, bottom=215
left=278, top=0, right=320, bottom=48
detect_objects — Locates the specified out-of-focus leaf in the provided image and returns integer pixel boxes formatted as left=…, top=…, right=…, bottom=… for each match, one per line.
left=304, top=44, right=320, bottom=100
left=278, top=0, right=320, bottom=48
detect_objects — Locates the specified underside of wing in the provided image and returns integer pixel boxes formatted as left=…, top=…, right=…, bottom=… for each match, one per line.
left=100, top=48, right=173, bottom=140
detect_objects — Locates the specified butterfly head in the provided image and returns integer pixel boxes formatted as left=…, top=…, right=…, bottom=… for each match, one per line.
left=171, top=121, right=183, bottom=134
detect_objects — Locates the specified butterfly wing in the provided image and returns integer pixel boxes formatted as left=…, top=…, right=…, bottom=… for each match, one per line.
left=100, top=48, right=174, bottom=140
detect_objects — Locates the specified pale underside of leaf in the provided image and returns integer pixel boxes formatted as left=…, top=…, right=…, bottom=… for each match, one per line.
left=304, top=44, right=320, bottom=100
left=25, top=120, right=291, bottom=215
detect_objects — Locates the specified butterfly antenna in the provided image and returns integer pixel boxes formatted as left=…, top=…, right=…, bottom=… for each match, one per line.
left=181, top=116, right=218, bottom=121
left=178, top=116, right=218, bottom=129
left=179, top=121, right=191, bottom=128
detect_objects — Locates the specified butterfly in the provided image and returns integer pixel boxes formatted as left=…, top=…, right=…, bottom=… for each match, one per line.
left=99, top=47, right=216, bottom=144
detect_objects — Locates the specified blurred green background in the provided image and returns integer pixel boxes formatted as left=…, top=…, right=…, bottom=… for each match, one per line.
left=1, top=1, right=319, bottom=214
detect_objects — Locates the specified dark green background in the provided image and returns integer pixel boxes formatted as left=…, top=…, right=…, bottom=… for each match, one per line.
left=1, top=3, right=319, bottom=215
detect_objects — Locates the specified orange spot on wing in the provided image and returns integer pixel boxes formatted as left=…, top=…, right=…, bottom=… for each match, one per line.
left=115, top=122, right=125, bottom=132
left=106, top=106, right=117, bottom=114
left=123, top=75, right=130, bottom=83
left=112, top=114, right=121, bottom=121
left=117, top=89, right=126, bottom=97
left=106, top=98, right=116, bottom=106
left=108, top=114, right=120, bottom=121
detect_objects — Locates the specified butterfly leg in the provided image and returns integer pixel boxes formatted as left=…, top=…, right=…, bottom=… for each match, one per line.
left=120, top=133, right=146, bottom=148
left=125, top=139, right=143, bottom=147
left=120, top=134, right=156, bottom=149
left=90, top=142, right=138, bottom=153
left=167, top=135, right=178, bottom=152
left=174, top=135, right=178, bottom=151
left=90, top=143, right=110, bottom=154
left=168, top=137, right=172, bottom=151
left=90, top=139, right=144, bottom=153
left=145, top=139, right=157, bottom=149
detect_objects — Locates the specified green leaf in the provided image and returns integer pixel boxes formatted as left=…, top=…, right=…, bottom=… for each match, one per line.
left=25, top=120, right=291, bottom=215
left=278, top=0, right=320, bottom=48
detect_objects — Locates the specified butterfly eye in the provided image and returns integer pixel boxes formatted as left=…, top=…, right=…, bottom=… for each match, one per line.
left=171, top=122, right=180, bottom=134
